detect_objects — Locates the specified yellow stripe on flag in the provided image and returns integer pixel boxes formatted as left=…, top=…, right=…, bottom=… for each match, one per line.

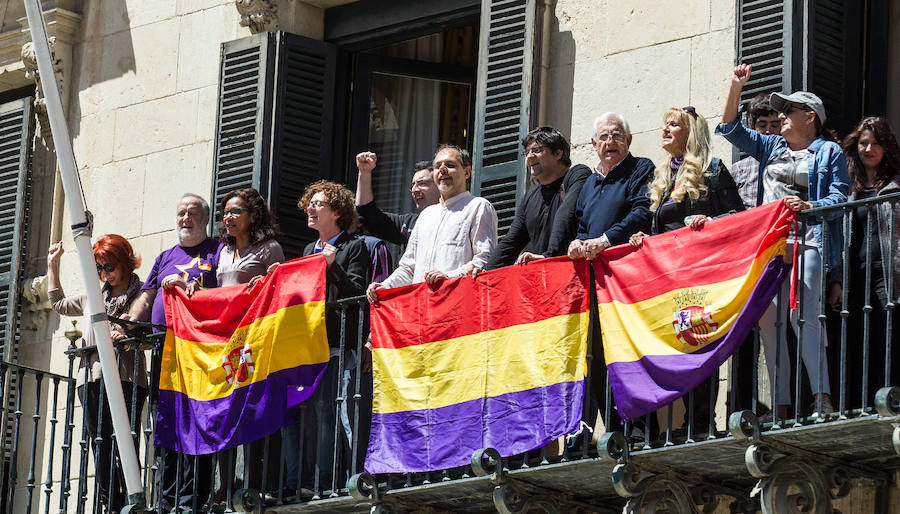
left=159, top=300, right=329, bottom=401
left=599, top=241, right=786, bottom=364
left=372, top=311, right=588, bottom=414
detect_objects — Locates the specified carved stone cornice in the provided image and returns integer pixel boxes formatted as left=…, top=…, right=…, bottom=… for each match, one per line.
left=236, top=0, right=278, bottom=33
left=21, top=38, right=62, bottom=142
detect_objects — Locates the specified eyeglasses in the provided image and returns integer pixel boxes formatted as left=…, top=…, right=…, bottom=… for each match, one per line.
left=781, top=104, right=811, bottom=116
left=522, top=145, right=546, bottom=156
left=223, top=207, right=248, bottom=217
left=307, top=200, right=329, bottom=209
left=409, top=179, right=433, bottom=191
left=595, top=132, right=625, bottom=143
left=682, top=106, right=698, bottom=119
left=96, top=263, right=116, bottom=273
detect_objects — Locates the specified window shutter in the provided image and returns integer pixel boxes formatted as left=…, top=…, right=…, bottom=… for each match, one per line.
left=270, top=33, right=337, bottom=259
left=211, top=33, right=275, bottom=232
left=0, top=98, right=34, bottom=362
left=807, top=0, right=863, bottom=137
left=471, top=0, right=537, bottom=237
left=211, top=32, right=337, bottom=259
left=735, top=0, right=797, bottom=103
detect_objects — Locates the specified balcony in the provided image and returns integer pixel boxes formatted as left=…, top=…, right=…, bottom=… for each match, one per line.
left=2, top=197, right=900, bottom=513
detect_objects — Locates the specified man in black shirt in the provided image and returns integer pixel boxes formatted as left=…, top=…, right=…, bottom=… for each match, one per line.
left=354, top=152, right=440, bottom=245
left=480, top=126, right=591, bottom=271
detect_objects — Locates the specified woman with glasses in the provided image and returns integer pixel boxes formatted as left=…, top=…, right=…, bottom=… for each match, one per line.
left=282, top=180, right=369, bottom=499
left=47, top=234, right=147, bottom=513
left=629, top=106, right=744, bottom=438
left=838, top=117, right=900, bottom=410
left=717, top=64, right=849, bottom=421
left=214, top=187, right=284, bottom=504
left=216, top=187, right=284, bottom=288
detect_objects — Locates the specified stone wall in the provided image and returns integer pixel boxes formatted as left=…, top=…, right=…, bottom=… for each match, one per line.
left=543, top=0, right=736, bottom=172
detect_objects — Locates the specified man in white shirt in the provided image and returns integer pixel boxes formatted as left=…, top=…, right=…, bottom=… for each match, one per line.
left=366, top=144, right=497, bottom=302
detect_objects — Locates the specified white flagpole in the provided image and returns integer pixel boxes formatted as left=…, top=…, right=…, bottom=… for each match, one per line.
left=22, top=0, right=145, bottom=509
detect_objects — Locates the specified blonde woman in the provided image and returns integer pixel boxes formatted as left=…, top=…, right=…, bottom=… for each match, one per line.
left=631, top=106, right=743, bottom=242
left=629, top=106, right=744, bottom=438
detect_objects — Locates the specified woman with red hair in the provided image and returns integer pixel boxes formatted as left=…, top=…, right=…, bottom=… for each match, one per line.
left=47, top=234, right=147, bottom=513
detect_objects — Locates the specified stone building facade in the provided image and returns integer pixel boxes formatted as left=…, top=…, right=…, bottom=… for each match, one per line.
left=0, top=0, right=897, bottom=511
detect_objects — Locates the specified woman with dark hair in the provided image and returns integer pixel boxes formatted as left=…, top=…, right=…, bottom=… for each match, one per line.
left=717, top=64, right=849, bottom=421
left=213, top=188, right=284, bottom=502
left=47, top=234, right=147, bottom=513
left=839, top=117, right=900, bottom=410
left=629, top=106, right=744, bottom=438
left=282, top=180, right=369, bottom=499
left=216, top=187, right=284, bottom=287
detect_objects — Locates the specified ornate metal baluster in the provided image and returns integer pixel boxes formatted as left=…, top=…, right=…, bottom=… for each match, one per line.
left=25, top=372, right=44, bottom=514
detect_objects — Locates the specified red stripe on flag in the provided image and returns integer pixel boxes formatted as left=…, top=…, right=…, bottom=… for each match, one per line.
left=371, top=257, right=590, bottom=350
left=164, top=254, right=326, bottom=343
left=594, top=201, right=793, bottom=305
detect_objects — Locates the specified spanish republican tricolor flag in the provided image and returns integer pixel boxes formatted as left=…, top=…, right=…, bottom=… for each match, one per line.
left=596, top=200, right=794, bottom=421
left=156, top=255, right=330, bottom=455
left=366, top=258, right=591, bottom=473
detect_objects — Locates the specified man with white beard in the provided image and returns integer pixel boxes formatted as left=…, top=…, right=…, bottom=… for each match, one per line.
left=128, top=192, right=222, bottom=511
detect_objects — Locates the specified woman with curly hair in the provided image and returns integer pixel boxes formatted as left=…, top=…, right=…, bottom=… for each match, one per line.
left=838, top=117, right=900, bottom=410
left=47, top=234, right=147, bottom=513
left=216, top=187, right=284, bottom=287
left=717, top=64, right=850, bottom=421
left=282, top=180, right=369, bottom=499
left=629, top=106, right=743, bottom=438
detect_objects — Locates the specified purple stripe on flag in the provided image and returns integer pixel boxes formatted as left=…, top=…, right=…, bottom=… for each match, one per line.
left=607, top=257, right=788, bottom=422
left=364, top=379, right=584, bottom=474
left=155, top=362, right=327, bottom=455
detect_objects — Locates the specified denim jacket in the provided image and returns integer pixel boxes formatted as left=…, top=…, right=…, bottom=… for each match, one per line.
left=715, top=120, right=849, bottom=272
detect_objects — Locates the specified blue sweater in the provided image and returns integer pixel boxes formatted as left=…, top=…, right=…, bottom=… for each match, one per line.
left=575, top=153, right=655, bottom=245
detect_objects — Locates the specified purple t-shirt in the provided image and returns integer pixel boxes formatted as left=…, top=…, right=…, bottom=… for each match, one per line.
left=143, top=237, right=223, bottom=327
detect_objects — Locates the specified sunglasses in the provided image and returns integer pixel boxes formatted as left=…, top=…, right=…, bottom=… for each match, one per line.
left=781, top=104, right=812, bottom=115
left=682, top=106, right=698, bottom=119
left=96, top=263, right=116, bottom=273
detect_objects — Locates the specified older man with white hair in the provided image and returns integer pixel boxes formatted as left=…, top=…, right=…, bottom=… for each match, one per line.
left=567, top=113, right=655, bottom=442
left=568, top=112, right=655, bottom=260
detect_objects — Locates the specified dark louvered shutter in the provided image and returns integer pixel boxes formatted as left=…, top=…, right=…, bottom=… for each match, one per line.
left=807, top=0, right=863, bottom=138
left=0, top=98, right=33, bottom=362
left=211, top=33, right=275, bottom=232
left=472, top=0, right=537, bottom=237
left=735, top=0, right=797, bottom=103
left=270, top=33, right=337, bottom=259
left=211, top=32, right=336, bottom=259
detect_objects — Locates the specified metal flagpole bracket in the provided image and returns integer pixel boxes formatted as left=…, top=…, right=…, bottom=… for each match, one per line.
left=70, top=210, right=93, bottom=238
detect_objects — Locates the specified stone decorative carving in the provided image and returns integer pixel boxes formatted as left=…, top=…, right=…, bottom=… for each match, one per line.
left=746, top=446, right=851, bottom=514
left=20, top=274, right=52, bottom=330
left=21, top=38, right=63, bottom=143
left=236, top=0, right=278, bottom=33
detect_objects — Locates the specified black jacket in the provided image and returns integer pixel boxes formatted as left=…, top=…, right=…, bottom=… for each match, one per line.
left=356, top=201, right=419, bottom=246
left=650, top=159, right=745, bottom=235
left=485, top=164, right=591, bottom=269
left=303, top=232, right=369, bottom=349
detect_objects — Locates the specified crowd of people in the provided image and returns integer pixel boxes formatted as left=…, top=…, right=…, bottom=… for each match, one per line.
left=46, top=64, right=900, bottom=511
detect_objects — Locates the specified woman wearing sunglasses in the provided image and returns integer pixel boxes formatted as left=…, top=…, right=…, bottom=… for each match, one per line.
left=717, top=64, right=849, bottom=421
left=47, top=234, right=147, bottom=513
left=629, top=106, right=744, bottom=438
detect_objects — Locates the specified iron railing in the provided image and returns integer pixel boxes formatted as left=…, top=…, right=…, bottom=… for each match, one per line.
left=2, top=196, right=900, bottom=513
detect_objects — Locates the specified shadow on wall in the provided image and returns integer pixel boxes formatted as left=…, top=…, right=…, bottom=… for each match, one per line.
left=541, top=2, right=574, bottom=143
left=65, top=0, right=136, bottom=142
